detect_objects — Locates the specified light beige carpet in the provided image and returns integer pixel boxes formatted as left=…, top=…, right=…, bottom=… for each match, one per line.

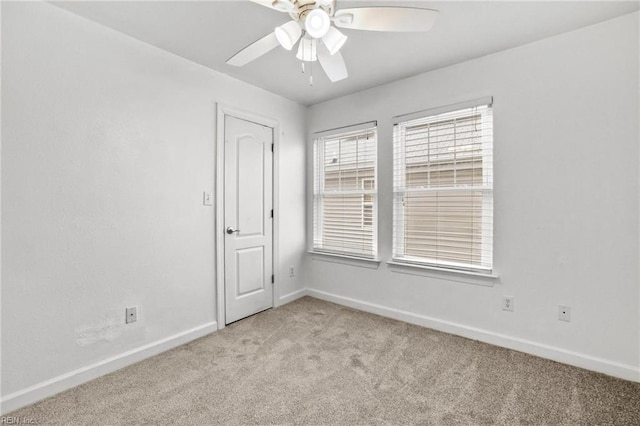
left=8, top=296, right=640, bottom=425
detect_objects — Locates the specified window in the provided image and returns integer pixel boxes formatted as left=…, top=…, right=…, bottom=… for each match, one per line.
left=393, top=101, right=493, bottom=272
left=313, top=125, right=377, bottom=258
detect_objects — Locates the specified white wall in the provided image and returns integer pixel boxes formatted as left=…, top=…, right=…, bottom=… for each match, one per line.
left=1, top=0, right=638, bottom=416
left=307, top=12, right=640, bottom=381
left=1, top=1, right=306, bottom=411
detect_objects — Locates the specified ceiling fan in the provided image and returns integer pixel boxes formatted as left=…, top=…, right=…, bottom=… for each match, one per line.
left=226, top=0, right=439, bottom=84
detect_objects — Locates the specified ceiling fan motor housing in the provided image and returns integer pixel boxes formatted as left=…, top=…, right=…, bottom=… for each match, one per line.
left=289, top=0, right=335, bottom=23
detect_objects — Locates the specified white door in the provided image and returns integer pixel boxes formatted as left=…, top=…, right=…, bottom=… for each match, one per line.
left=224, top=115, right=274, bottom=324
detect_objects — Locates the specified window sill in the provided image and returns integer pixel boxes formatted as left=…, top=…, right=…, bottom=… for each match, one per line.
left=308, top=251, right=381, bottom=269
left=386, top=260, right=498, bottom=287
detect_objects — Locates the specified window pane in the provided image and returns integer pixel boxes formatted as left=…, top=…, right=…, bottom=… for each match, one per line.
left=321, top=194, right=374, bottom=256
left=403, top=190, right=484, bottom=265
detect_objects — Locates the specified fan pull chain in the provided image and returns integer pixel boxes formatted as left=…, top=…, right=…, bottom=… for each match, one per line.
left=301, top=35, right=306, bottom=75
left=298, top=35, right=313, bottom=86
left=309, top=42, right=314, bottom=86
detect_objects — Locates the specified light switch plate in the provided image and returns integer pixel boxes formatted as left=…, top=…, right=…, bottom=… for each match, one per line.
left=203, top=192, right=213, bottom=206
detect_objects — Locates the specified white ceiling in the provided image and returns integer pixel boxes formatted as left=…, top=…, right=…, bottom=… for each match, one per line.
left=53, top=1, right=639, bottom=106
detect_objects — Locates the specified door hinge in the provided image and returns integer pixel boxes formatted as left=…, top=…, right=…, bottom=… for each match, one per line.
left=271, top=275, right=274, bottom=284
left=271, top=143, right=274, bottom=152
left=270, top=209, right=274, bottom=218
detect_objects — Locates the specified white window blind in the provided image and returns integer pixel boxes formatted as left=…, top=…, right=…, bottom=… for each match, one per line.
left=393, top=102, right=493, bottom=272
left=313, top=125, right=377, bottom=258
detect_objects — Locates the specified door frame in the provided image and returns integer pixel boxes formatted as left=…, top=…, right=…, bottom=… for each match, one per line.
left=215, top=104, right=280, bottom=330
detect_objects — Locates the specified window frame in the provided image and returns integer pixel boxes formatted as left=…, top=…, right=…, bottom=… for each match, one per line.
left=312, top=123, right=378, bottom=260
left=392, top=99, right=494, bottom=273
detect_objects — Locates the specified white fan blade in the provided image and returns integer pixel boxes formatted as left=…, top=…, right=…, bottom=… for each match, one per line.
left=227, top=32, right=280, bottom=67
left=317, top=43, right=348, bottom=82
left=250, top=0, right=277, bottom=10
left=334, top=7, right=439, bottom=32
left=250, top=0, right=291, bottom=12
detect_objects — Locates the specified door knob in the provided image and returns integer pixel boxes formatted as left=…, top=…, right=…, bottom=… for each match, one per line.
left=226, top=227, right=240, bottom=235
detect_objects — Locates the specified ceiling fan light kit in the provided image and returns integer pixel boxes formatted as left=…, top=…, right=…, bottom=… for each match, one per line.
left=275, top=20, right=302, bottom=50
left=296, top=37, right=317, bottom=62
left=227, top=1, right=439, bottom=84
left=304, top=9, right=331, bottom=38
left=322, top=26, right=347, bottom=55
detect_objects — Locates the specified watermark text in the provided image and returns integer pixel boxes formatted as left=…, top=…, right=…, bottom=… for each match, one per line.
left=0, top=417, right=36, bottom=425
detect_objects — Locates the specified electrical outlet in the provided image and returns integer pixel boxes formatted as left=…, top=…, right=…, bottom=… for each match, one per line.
left=502, top=296, right=514, bottom=312
left=126, top=307, right=137, bottom=324
left=289, top=266, right=295, bottom=277
left=558, top=305, right=571, bottom=322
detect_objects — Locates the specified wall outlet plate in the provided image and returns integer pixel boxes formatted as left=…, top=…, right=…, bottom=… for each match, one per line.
left=289, top=266, right=295, bottom=277
left=502, top=296, right=514, bottom=312
left=558, top=305, right=571, bottom=322
left=126, top=306, right=137, bottom=324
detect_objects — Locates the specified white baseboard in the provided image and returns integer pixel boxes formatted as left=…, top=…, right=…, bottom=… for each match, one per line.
left=277, top=288, right=308, bottom=306
left=0, top=321, right=218, bottom=415
left=3, top=290, right=638, bottom=416
left=307, top=289, right=640, bottom=383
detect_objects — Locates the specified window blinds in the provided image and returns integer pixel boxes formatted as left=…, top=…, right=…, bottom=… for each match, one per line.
left=313, top=126, right=377, bottom=258
left=392, top=103, right=493, bottom=271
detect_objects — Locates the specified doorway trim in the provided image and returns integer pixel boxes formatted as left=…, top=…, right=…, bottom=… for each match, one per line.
left=215, top=104, right=280, bottom=330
